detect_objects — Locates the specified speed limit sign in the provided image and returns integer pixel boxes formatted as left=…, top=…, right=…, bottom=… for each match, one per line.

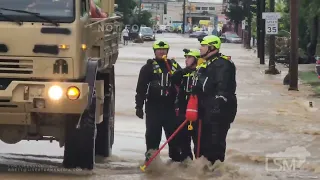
left=265, top=19, right=278, bottom=34
left=262, top=12, right=281, bottom=35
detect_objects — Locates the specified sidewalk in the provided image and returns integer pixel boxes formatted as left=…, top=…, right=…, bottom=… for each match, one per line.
left=221, top=44, right=320, bottom=178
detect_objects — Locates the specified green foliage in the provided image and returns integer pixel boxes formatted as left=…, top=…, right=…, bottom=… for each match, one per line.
left=218, top=0, right=320, bottom=52
left=275, top=0, right=289, bottom=31
left=299, top=71, right=320, bottom=95
left=115, top=0, right=153, bottom=27
left=132, top=10, right=153, bottom=27
left=225, top=5, right=245, bottom=23
left=115, top=0, right=136, bottom=24
left=275, top=0, right=320, bottom=51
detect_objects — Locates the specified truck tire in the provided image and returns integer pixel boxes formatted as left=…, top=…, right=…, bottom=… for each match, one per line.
left=63, top=60, right=98, bottom=170
left=95, top=66, right=115, bottom=157
left=63, top=106, right=96, bottom=170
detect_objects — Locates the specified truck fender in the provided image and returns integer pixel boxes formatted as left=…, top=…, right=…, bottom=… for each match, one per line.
left=85, top=58, right=101, bottom=110
left=76, top=58, right=101, bottom=128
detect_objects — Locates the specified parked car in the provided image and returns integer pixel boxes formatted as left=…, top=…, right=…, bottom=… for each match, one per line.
left=139, top=27, right=156, bottom=41
left=189, top=31, right=208, bottom=38
left=220, top=33, right=242, bottom=43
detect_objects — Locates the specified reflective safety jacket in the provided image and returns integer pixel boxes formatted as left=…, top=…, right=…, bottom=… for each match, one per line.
left=135, top=58, right=181, bottom=109
left=192, top=53, right=236, bottom=98
left=174, top=69, right=196, bottom=117
left=151, top=59, right=179, bottom=75
left=192, top=53, right=237, bottom=124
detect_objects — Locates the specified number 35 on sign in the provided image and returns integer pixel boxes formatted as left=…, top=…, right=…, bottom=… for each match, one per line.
left=266, top=20, right=278, bottom=34
left=262, top=12, right=281, bottom=35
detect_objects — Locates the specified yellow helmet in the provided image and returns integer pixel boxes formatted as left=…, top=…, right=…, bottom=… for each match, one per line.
left=199, top=35, right=221, bottom=49
left=183, top=49, right=200, bottom=59
left=153, top=40, right=170, bottom=50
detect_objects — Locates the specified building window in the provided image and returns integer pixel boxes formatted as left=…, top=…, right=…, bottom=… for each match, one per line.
left=209, top=7, right=215, bottom=11
left=202, top=7, right=208, bottom=10
left=196, top=7, right=201, bottom=10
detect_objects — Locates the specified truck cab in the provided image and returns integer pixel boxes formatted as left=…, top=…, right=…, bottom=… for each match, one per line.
left=0, top=0, right=120, bottom=170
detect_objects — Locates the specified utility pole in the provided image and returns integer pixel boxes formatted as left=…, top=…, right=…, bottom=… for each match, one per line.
left=182, top=0, right=186, bottom=34
left=289, top=0, right=299, bottom=91
left=259, top=0, right=266, bottom=64
left=256, top=0, right=261, bottom=58
left=246, top=0, right=252, bottom=49
left=188, top=2, right=191, bottom=27
left=265, top=0, right=280, bottom=74
left=139, top=0, right=142, bottom=15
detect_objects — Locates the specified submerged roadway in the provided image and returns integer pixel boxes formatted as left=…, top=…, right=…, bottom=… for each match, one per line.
left=0, top=33, right=319, bottom=180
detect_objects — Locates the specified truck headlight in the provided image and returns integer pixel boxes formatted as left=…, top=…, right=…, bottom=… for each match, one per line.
left=67, top=86, right=80, bottom=100
left=48, top=85, right=63, bottom=100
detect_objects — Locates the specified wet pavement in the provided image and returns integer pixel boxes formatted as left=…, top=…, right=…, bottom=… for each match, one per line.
left=0, top=33, right=319, bottom=180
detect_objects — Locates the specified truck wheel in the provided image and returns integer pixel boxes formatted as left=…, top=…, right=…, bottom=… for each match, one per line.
left=95, top=67, right=115, bottom=157
left=63, top=110, right=96, bottom=170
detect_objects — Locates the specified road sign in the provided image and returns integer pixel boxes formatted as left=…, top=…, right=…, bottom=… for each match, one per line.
left=262, top=12, right=281, bottom=35
left=265, top=19, right=278, bottom=35
left=262, top=12, right=281, bottom=20
left=241, top=20, right=245, bottom=30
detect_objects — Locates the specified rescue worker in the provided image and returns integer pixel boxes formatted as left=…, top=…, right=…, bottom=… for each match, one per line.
left=171, top=50, right=205, bottom=163
left=135, top=40, right=182, bottom=162
left=172, top=49, right=201, bottom=161
left=192, top=35, right=237, bottom=165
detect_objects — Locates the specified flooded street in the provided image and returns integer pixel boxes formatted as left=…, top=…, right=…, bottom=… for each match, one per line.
left=0, top=33, right=319, bottom=180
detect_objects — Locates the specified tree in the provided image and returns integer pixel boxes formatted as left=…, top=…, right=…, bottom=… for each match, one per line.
left=225, top=0, right=256, bottom=34
left=132, top=10, right=153, bottom=27
left=225, top=3, right=245, bottom=33
left=275, top=0, right=320, bottom=53
left=115, top=0, right=136, bottom=25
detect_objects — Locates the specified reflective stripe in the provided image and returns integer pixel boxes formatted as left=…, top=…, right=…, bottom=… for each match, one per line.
left=196, top=57, right=218, bottom=70
left=170, top=59, right=178, bottom=74
left=202, top=77, right=208, bottom=92
left=152, top=61, right=163, bottom=74
left=183, top=71, right=195, bottom=77
left=221, top=55, right=230, bottom=60
left=196, top=55, right=231, bottom=71
left=172, top=62, right=178, bottom=69
left=186, top=109, right=198, bottom=112
left=153, top=69, right=162, bottom=73
left=221, top=55, right=234, bottom=63
left=196, top=63, right=207, bottom=69
left=215, top=95, right=227, bottom=102
left=151, top=59, right=178, bottom=74
left=183, top=73, right=190, bottom=77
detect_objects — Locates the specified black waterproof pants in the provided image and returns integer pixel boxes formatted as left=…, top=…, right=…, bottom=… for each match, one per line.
left=177, top=117, right=198, bottom=161
left=200, top=97, right=237, bottom=164
left=145, top=101, right=181, bottom=161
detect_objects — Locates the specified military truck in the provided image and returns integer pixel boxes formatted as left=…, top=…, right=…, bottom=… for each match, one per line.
left=0, top=0, right=120, bottom=170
